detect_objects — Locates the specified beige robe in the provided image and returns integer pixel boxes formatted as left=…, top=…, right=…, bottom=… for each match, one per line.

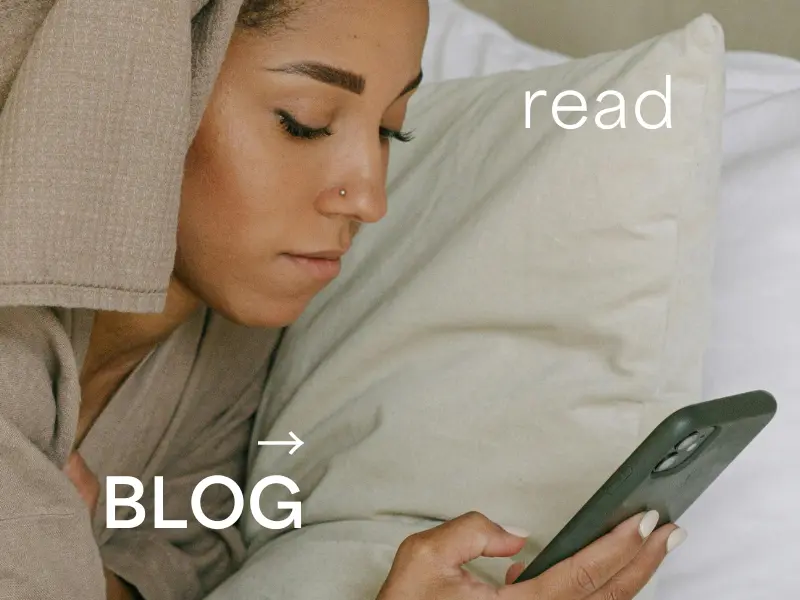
left=0, top=305, right=280, bottom=599
left=1, top=0, right=243, bottom=310
left=2, top=0, right=266, bottom=597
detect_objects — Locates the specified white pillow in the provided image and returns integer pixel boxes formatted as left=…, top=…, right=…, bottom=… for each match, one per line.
left=423, top=0, right=569, bottom=81
left=206, top=16, right=725, bottom=600
left=422, top=4, right=800, bottom=598
left=658, top=54, right=800, bottom=600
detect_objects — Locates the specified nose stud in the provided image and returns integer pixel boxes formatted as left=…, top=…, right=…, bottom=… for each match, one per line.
left=339, top=188, right=347, bottom=197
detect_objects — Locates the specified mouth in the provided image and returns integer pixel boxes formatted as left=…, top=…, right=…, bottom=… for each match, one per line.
left=282, top=250, right=344, bottom=281
left=292, top=248, right=347, bottom=260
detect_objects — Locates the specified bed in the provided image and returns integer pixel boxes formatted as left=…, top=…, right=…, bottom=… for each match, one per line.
left=423, top=1, right=800, bottom=599
left=206, top=3, right=800, bottom=600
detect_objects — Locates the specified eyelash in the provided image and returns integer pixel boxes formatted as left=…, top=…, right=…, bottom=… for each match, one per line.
left=276, top=110, right=414, bottom=143
left=381, top=127, right=415, bottom=143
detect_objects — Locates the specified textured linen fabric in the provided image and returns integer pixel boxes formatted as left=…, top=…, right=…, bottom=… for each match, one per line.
left=205, top=15, right=726, bottom=600
left=0, top=305, right=280, bottom=599
left=0, top=2, right=288, bottom=598
left=0, top=0, right=244, bottom=312
left=421, top=5, right=800, bottom=596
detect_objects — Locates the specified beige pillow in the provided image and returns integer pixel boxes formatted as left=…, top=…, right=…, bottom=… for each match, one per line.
left=208, top=15, right=725, bottom=600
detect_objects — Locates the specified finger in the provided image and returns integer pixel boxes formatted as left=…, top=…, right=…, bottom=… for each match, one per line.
left=64, top=452, right=100, bottom=512
left=528, top=510, right=661, bottom=598
left=65, top=452, right=95, bottom=484
left=397, top=512, right=529, bottom=570
left=589, top=525, right=687, bottom=600
left=505, top=561, right=526, bottom=585
left=64, top=452, right=89, bottom=484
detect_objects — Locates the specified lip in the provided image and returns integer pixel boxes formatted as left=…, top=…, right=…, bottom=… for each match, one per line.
left=294, top=248, right=348, bottom=260
left=284, top=253, right=342, bottom=280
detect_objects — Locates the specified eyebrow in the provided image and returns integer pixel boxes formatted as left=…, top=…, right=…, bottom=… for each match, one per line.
left=267, top=61, right=423, bottom=99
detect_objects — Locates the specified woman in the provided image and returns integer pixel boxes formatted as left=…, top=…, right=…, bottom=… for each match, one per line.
left=0, top=0, right=682, bottom=598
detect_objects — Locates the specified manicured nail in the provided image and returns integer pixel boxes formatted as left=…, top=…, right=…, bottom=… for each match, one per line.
left=666, top=528, right=688, bottom=553
left=638, top=510, right=660, bottom=539
left=502, top=525, right=531, bottom=539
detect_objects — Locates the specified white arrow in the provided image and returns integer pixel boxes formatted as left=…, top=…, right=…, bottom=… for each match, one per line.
left=257, top=431, right=304, bottom=455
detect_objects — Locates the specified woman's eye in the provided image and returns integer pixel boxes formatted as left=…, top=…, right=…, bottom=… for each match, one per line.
left=276, top=110, right=331, bottom=140
left=380, top=127, right=415, bottom=143
left=275, top=110, right=414, bottom=144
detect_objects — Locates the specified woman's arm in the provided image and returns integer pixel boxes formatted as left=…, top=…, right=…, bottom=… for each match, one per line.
left=65, top=453, right=143, bottom=600
left=0, top=307, right=107, bottom=599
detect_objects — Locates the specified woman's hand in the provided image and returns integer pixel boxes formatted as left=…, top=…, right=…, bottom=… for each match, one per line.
left=65, top=452, right=142, bottom=600
left=65, top=451, right=101, bottom=518
left=376, top=510, right=685, bottom=600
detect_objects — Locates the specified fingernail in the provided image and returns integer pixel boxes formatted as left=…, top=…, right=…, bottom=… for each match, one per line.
left=502, top=525, right=531, bottom=539
left=666, top=528, right=688, bottom=553
left=638, top=510, right=660, bottom=539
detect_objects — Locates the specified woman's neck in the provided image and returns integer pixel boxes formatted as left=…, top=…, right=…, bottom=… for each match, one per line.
left=74, top=276, right=202, bottom=447
left=81, top=276, right=202, bottom=380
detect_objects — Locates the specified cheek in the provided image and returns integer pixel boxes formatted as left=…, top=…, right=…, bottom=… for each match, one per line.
left=178, top=117, right=329, bottom=324
left=182, top=109, right=315, bottom=259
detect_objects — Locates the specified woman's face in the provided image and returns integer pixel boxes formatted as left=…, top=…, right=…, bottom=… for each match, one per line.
left=176, top=0, right=429, bottom=327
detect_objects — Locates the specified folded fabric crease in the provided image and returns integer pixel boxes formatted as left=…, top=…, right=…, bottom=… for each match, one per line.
left=0, top=0, right=244, bottom=312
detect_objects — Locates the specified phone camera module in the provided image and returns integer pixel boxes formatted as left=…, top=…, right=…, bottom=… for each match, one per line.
left=676, top=431, right=702, bottom=453
left=654, top=453, right=680, bottom=473
left=654, top=428, right=716, bottom=475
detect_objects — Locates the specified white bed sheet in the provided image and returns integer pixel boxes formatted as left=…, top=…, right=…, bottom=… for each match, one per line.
left=423, top=2, right=800, bottom=599
left=669, top=51, right=800, bottom=600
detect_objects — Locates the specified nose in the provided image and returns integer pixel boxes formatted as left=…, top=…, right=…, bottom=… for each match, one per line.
left=316, top=150, right=388, bottom=224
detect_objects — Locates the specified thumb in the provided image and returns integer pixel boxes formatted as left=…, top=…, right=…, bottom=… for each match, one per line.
left=418, top=512, right=529, bottom=568
left=505, top=561, right=527, bottom=585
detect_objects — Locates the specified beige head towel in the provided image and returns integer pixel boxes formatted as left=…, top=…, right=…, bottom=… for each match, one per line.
left=0, top=0, right=244, bottom=312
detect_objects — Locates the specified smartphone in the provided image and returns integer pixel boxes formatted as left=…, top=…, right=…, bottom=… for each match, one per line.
left=514, top=389, right=777, bottom=583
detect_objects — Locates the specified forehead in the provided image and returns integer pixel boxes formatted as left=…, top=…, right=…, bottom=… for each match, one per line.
left=252, top=0, right=429, bottom=87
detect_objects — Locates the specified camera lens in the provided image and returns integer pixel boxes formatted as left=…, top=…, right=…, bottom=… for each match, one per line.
left=676, top=432, right=701, bottom=452
left=654, top=453, right=680, bottom=473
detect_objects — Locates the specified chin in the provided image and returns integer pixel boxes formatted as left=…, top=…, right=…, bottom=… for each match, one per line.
left=211, top=290, right=312, bottom=329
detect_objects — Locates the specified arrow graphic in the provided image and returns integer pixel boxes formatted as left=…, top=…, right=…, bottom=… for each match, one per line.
left=257, top=431, right=304, bottom=455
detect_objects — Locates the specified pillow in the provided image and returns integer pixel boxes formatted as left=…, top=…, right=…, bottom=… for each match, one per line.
left=425, top=5, right=800, bottom=598
left=206, top=15, right=725, bottom=600
left=423, top=0, right=569, bottom=82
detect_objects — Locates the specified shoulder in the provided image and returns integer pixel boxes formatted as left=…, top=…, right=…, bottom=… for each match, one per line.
left=0, top=305, right=78, bottom=375
left=0, top=305, right=81, bottom=461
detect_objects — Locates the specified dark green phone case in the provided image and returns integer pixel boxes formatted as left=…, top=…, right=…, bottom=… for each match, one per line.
left=514, top=390, right=777, bottom=583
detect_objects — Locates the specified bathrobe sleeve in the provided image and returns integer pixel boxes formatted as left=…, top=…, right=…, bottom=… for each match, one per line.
left=0, top=307, right=108, bottom=600
left=1, top=305, right=273, bottom=600
left=97, top=326, right=273, bottom=600
left=99, top=375, right=263, bottom=600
